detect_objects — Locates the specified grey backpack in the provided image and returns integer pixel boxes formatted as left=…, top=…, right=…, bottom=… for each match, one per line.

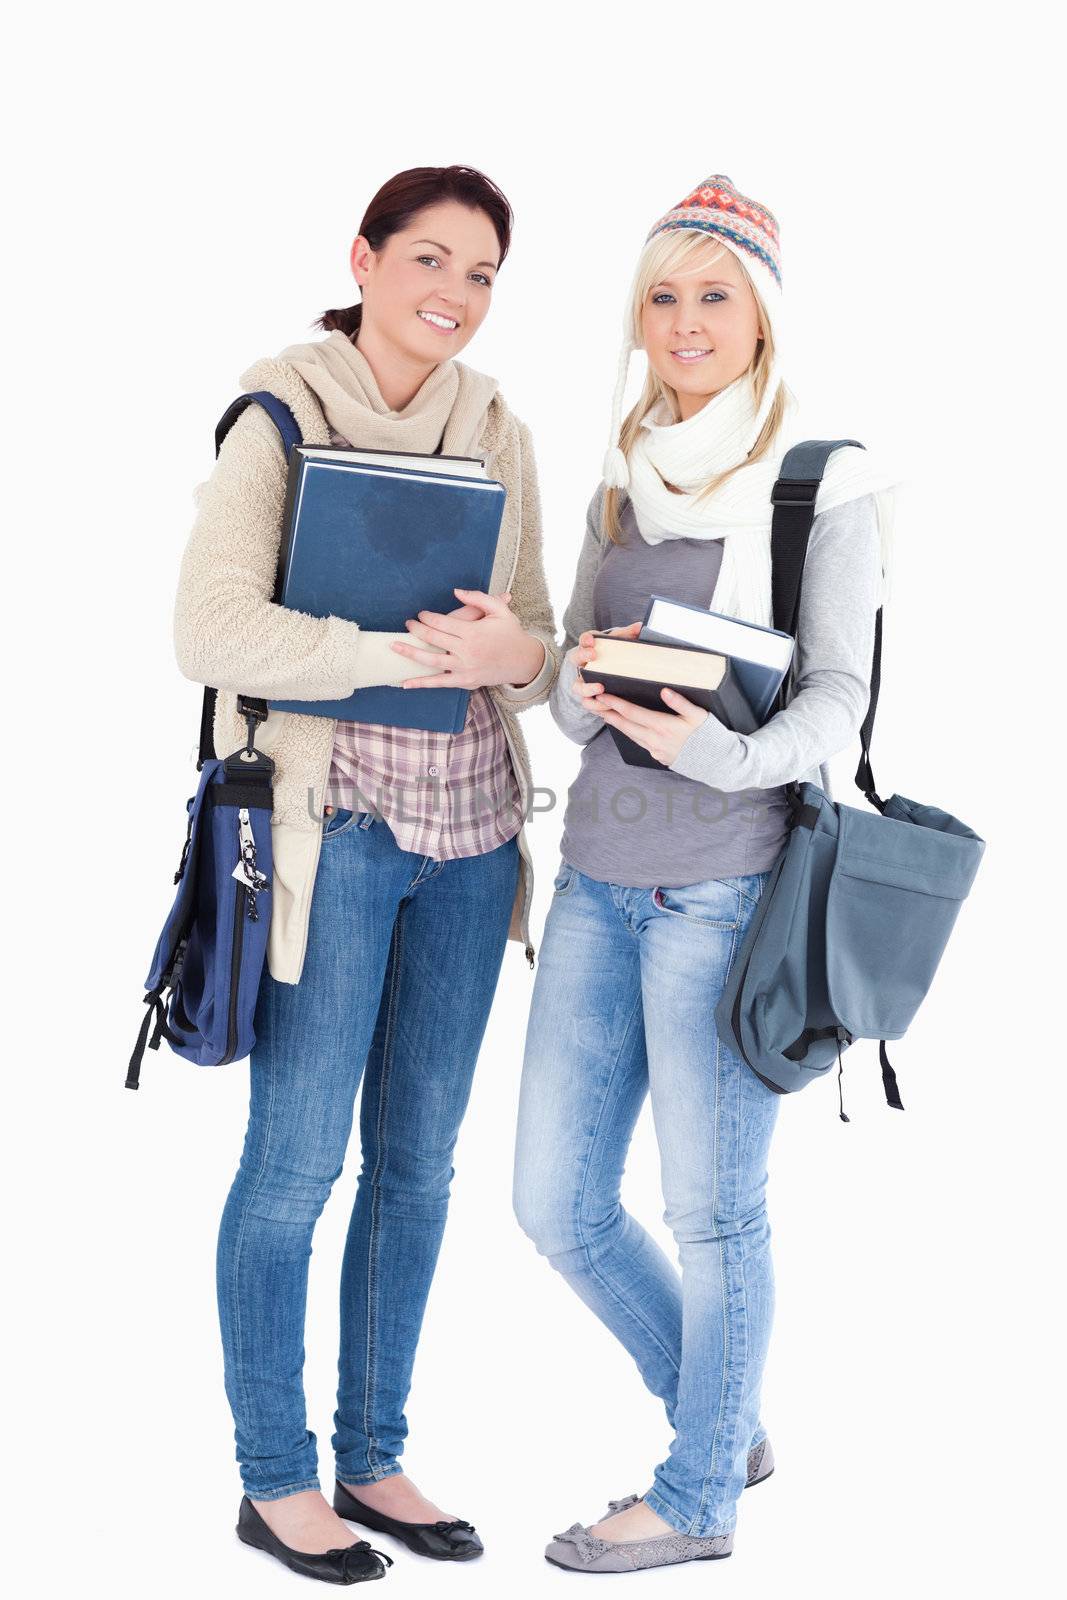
left=714, top=440, right=986, bottom=1118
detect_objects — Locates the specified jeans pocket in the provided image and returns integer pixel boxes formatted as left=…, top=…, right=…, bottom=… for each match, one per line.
left=552, top=858, right=578, bottom=896
left=321, top=806, right=357, bottom=840
left=652, top=875, right=745, bottom=929
left=735, top=869, right=771, bottom=908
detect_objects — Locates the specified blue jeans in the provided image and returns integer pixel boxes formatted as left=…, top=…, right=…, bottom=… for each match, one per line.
left=512, top=860, right=779, bottom=1538
left=217, top=807, right=520, bottom=1500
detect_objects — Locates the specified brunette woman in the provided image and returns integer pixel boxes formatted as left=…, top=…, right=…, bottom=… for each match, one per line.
left=174, top=164, right=559, bottom=1583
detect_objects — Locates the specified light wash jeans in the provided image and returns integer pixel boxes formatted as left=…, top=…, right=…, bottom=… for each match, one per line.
left=217, top=807, right=519, bottom=1500
left=513, top=859, right=779, bottom=1538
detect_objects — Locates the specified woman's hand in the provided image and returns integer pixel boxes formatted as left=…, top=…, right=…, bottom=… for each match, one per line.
left=391, top=588, right=546, bottom=689
left=568, top=621, right=642, bottom=710
left=576, top=620, right=710, bottom=764
left=594, top=688, right=709, bottom=765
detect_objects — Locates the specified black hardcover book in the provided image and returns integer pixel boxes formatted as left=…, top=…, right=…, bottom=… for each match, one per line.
left=581, top=634, right=758, bottom=771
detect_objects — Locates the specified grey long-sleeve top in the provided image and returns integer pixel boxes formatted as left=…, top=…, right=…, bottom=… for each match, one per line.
left=550, top=482, right=881, bottom=822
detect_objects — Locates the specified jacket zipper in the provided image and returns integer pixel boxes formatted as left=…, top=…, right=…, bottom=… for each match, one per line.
left=503, top=519, right=520, bottom=593
left=495, top=464, right=536, bottom=966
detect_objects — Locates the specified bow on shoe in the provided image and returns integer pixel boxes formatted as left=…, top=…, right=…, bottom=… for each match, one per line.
left=551, top=1523, right=613, bottom=1566
left=605, top=1495, right=640, bottom=1516
left=323, top=1541, right=393, bottom=1575
left=434, top=1519, right=475, bottom=1533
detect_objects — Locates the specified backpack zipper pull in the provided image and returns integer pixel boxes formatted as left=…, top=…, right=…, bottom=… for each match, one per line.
left=232, top=807, right=269, bottom=919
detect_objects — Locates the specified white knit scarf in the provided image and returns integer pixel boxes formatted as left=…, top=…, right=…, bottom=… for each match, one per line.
left=622, top=349, right=902, bottom=627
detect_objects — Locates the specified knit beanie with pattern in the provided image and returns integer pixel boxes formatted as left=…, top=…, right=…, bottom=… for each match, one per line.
left=603, top=174, right=785, bottom=488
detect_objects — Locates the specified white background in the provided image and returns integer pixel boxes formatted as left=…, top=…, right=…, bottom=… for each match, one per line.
left=7, top=3, right=1064, bottom=1596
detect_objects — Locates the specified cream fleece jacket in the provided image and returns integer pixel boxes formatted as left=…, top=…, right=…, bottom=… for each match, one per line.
left=172, top=350, right=561, bottom=984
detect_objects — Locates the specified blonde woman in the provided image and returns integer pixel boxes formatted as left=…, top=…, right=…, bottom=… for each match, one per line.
left=513, top=176, right=899, bottom=1574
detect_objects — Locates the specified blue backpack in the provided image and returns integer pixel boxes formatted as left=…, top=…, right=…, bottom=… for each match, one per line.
left=714, top=440, right=987, bottom=1118
left=126, top=392, right=303, bottom=1089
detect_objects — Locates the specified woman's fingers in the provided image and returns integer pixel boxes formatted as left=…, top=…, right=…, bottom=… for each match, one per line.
left=578, top=620, right=642, bottom=651
left=400, top=672, right=464, bottom=689
left=593, top=693, right=662, bottom=727
left=391, top=638, right=451, bottom=667
left=407, top=616, right=464, bottom=649
left=454, top=587, right=512, bottom=614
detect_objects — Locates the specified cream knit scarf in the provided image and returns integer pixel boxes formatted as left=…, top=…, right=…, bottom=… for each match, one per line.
left=277, top=327, right=499, bottom=457
left=624, top=351, right=902, bottom=627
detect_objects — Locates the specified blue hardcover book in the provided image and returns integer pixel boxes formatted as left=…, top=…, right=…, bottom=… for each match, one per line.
left=639, top=593, right=796, bottom=724
left=269, top=447, right=506, bottom=731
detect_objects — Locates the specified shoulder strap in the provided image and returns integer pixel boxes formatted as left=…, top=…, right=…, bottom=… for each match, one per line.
left=213, top=390, right=303, bottom=460
left=196, top=391, right=304, bottom=768
left=769, top=438, right=884, bottom=809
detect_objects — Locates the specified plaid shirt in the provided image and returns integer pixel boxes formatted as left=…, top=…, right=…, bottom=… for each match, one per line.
left=325, top=688, right=524, bottom=858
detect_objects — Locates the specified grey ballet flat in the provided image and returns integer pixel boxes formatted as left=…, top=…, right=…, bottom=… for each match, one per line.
left=545, top=1519, right=733, bottom=1573
left=746, top=1434, right=776, bottom=1487
left=543, top=1437, right=774, bottom=1573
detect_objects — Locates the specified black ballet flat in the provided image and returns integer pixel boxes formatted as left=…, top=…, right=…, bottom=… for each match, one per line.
left=237, top=1495, right=393, bottom=1584
left=333, top=1479, right=484, bottom=1561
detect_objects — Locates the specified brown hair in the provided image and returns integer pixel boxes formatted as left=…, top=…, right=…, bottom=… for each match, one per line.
left=315, top=164, right=514, bottom=338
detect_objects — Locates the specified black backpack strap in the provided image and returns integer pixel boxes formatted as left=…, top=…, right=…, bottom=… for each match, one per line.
left=769, top=439, right=884, bottom=810
left=879, top=1039, right=904, bottom=1110
left=196, top=684, right=219, bottom=772
left=196, top=391, right=303, bottom=768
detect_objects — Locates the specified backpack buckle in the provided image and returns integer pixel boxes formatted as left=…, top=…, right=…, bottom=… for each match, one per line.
left=771, top=479, right=819, bottom=506
left=237, top=695, right=268, bottom=756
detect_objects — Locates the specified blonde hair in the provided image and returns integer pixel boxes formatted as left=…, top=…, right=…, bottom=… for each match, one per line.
left=603, top=229, right=791, bottom=544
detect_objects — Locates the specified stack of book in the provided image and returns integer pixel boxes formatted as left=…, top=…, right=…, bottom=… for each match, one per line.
left=581, top=594, right=796, bottom=769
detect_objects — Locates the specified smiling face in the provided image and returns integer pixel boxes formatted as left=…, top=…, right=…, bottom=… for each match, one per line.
left=349, top=199, right=500, bottom=373
left=640, top=240, right=764, bottom=422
